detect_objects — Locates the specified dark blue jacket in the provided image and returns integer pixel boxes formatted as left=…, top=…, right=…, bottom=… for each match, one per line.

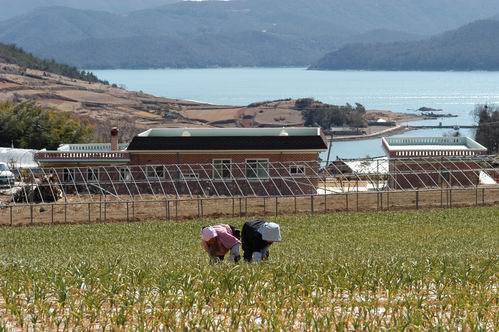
left=241, top=220, right=270, bottom=261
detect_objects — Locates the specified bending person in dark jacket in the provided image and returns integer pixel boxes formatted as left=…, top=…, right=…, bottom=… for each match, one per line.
left=241, top=219, right=281, bottom=262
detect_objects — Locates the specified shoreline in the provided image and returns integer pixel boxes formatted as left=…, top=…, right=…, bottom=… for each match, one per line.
left=331, top=125, right=413, bottom=142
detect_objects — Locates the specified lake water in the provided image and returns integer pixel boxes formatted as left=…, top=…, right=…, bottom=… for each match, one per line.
left=91, top=68, right=499, bottom=158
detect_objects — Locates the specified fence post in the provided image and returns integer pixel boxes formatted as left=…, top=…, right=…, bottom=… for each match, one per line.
left=127, top=201, right=130, bottom=222
left=175, top=200, right=179, bottom=220
left=239, top=198, right=242, bottom=217
left=232, top=198, right=235, bottom=217
left=197, top=199, right=201, bottom=218
left=201, top=199, right=204, bottom=218
left=449, top=189, right=452, bottom=208
left=482, top=188, right=485, bottom=205
left=356, top=191, right=359, bottom=211
left=244, top=198, right=247, bottom=216
left=310, top=195, right=314, bottom=215
left=10, top=206, right=12, bottom=226
left=99, top=194, right=102, bottom=222
left=440, top=188, right=444, bottom=208
left=294, top=196, right=297, bottom=214
left=88, top=203, right=91, bottom=223
left=263, top=197, right=266, bottom=214
left=275, top=197, right=278, bottom=217
left=324, top=193, right=327, bottom=212
left=132, top=199, right=135, bottom=220
left=475, top=187, right=478, bottom=206
left=345, top=193, right=349, bottom=212
left=64, top=203, right=67, bottom=224
left=51, top=204, right=54, bottom=224
left=386, top=192, right=390, bottom=210
left=30, top=204, right=33, bottom=224
left=415, top=190, right=419, bottom=210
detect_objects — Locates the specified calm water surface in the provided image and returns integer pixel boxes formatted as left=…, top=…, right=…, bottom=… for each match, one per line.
left=91, top=68, right=497, bottom=158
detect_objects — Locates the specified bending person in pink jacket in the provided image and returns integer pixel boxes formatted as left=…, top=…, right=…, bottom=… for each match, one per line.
left=200, top=224, right=241, bottom=263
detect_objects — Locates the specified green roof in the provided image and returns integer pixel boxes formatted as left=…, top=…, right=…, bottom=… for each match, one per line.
left=138, top=127, right=321, bottom=137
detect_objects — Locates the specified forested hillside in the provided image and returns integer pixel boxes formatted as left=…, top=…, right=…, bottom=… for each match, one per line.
left=0, top=43, right=104, bottom=83
left=311, top=20, right=499, bottom=71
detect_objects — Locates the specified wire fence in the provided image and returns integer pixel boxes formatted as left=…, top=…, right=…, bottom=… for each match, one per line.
left=0, top=156, right=498, bottom=225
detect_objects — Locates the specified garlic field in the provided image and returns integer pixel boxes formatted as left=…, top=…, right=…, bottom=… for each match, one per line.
left=0, top=207, right=497, bottom=330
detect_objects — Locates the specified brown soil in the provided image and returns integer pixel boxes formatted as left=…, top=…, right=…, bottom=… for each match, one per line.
left=1, top=187, right=497, bottom=226
left=0, top=62, right=214, bottom=129
left=366, top=110, right=422, bottom=122
left=253, top=108, right=304, bottom=126
left=181, top=108, right=244, bottom=123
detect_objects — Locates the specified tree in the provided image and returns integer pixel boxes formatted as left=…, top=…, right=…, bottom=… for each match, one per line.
left=0, top=101, right=94, bottom=149
left=474, top=104, right=499, bottom=154
left=302, top=102, right=367, bottom=129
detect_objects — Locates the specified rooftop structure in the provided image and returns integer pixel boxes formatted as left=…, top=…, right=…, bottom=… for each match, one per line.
left=382, top=137, right=487, bottom=158
left=128, top=127, right=327, bottom=151
left=35, top=127, right=130, bottom=166
left=137, top=127, right=320, bottom=137
left=57, top=143, right=129, bottom=151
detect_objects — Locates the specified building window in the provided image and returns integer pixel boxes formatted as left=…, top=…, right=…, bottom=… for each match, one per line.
left=119, top=168, right=132, bottom=181
left=289, top=165, right=306, bottom=176
left=213, top=159, right=232, bottom=179
left=63, top=168, right=75, bottom=183
left=246, top=159, right=269, bottom=179
left=180, top=170, right=199, bottom=180
left=146, top=165, right=164, bottom=179
left=86, top=168, right=99, bottom=182
left=441, top=170, right=451, bottom=183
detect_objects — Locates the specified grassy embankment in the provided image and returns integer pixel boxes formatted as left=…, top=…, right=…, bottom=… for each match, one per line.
left=0, top=207, right=497, bottom=330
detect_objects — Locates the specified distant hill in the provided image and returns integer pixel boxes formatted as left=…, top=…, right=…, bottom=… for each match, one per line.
left=0, top=43, right=103, bottom=83
left=33, top=33, right=318, bottom=69
left=347, top=29, right=424, bottom=45
left=0, top=0, right=179, bottom=20
left=2, top=1, right=499, bottom=68
left=311, top=19, right=499, bottom=71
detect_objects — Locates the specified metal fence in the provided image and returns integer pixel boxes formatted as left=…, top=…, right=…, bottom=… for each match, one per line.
left=0, top=156, right=498, bottom=225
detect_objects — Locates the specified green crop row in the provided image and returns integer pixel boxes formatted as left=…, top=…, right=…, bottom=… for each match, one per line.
left=0, top=207, right=497, bottom=330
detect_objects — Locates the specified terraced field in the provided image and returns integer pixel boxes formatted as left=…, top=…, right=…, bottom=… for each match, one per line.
left=0, top=207, right=497, bottom=330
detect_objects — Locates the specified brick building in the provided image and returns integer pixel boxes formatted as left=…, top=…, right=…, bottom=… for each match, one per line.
left=382, top=136, right=488, bottom=189
left=35, top=128, right=328, bottom=196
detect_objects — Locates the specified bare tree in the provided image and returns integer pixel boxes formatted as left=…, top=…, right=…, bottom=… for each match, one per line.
left=94, top=116, right=141, bottom=144
left=474, top=104, right=499, bottom=154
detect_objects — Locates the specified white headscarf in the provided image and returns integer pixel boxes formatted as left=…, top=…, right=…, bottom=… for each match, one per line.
left=257, top=222, right=281, bottom=242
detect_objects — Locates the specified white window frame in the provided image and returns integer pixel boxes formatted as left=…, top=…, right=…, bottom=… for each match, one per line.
left=212, top=159, right=232, bottom=180
left=180, top=169, right=199, bottom=180
left=146, top=165, right=165, bottom=179
left=245, top=159, right=269, bottom=179
left=119, top=167, right=132, bottom=182
left=289, top=164, right=306, bottom=176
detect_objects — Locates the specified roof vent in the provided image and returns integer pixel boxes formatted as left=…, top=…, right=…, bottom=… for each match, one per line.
left=279, top=129, right=289, bottom=136
left=181, top=130, right=191, bottom=137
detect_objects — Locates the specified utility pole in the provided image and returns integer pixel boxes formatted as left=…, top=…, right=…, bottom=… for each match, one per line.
left=325, top=134, right=333, bottom=167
